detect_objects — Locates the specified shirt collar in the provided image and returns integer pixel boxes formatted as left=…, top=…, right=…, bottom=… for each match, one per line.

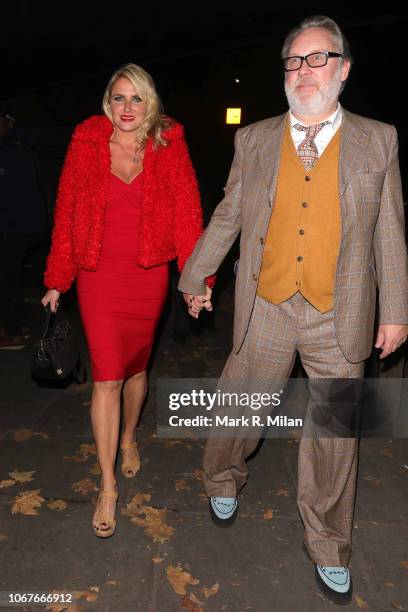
left=289, top=103, right=342, bottom=131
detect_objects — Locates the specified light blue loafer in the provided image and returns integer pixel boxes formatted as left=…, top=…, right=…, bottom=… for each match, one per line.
left=315, top=565, right=352, bottom=604
left=209, top=496, right=238, bottom=526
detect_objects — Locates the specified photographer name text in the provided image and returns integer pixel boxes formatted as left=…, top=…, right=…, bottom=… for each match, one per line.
left=167, top=415, right=303, bottom=428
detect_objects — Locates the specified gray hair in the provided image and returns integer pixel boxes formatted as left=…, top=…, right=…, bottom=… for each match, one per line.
left=281, top=15, right=353, bottom=65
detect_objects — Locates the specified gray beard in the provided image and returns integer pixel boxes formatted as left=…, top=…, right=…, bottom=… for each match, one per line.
left=284, top=70, right=342, bottom=118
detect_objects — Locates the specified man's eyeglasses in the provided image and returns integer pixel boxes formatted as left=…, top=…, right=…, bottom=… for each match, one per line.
left=283, top=51, right=343, bottom=72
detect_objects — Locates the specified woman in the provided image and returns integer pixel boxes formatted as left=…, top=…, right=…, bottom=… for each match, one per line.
left=42, top=63, right=213, bottom=538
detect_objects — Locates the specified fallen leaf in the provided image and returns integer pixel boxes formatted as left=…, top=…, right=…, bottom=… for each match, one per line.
left=263, top=509, right=274, bottom=520
left=13, top=429, right=49, bottom=442
left=391, top=603, right=405, bottom=610
left=152, top=556, right=165, bottom=564
left=0, top=479, right=16, bottom=488
left=64, top=444, right=97, bottom=463
left=83, top=593, right=98, bottom=603
left=89, top=463, right=101, bottom=475
left=192, top=469, right=203, bottom=481
left=175, top=479, right=192, bottom=492
left=401, top=561, right=408, bottom=570
left=385, top=582, right=395, bottom=588
left=45, top=590, right=81, bottom=611
left=12, top=490, right=45, bottom=515
left=380, top=448, right=393, bottom=458
left=74, top=590, right=98, bottom=602
left=106, top=580, right=117, bottom=586
left=201, top=583, right=220, bottom=599
left=89, top=587, right=99, bottom=593
left=70, top=479, right=98, bottom=495
left=9, top=469, right=35, bottom=483
left=123, top=493, right=174, bottom=543
left=13, top=429, right=34, bottom=441
left=189, top=592, right=204, bottom=605
left=122, top=493, right=152, bottom=517
left=166, top=564, right=200, bottom=595
left=354, top=595, right=369, bottom=609
left=36, top=432, right=49, bottom=440
left=80, top=444, right=96, bottom=454
left=276, top=489, right=289, bottom=497
left=46, top=603, right=80, bottom=612
left=0, top=534, right=8, bottom=541
left=77, top=444, right=97, bottom=457
left=63, top=454, right=89, bottom=463
left=48, top=500, right=68, bottom=512
left=180, top=594, right=204, bottom=611
left=131, top=512, right=175, bottom=544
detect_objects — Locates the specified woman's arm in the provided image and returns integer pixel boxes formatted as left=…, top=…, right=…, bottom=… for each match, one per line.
left=171, top=127, right=215, bottom=288
left=43, top=130, right=81, bottom=292
left=178, top=127, right=244, bottom=297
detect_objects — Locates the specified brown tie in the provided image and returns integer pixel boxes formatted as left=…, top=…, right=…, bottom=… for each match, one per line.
left=293, top=121, right=330, bottom=170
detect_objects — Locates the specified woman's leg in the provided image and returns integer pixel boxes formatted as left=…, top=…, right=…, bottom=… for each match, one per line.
left=91, top=379, right=123, bottom=531
left=120, top=370, right=147, bottom=475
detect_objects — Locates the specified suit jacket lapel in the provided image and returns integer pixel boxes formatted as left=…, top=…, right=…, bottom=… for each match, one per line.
left=256, top=113, right=287, bottom=203
left=339, top=109, right=372, bottom=197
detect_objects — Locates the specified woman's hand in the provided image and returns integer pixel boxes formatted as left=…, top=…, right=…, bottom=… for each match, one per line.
left=41, top=289, right=61, bottom=313
left=183, top=286, right=213, bottom=319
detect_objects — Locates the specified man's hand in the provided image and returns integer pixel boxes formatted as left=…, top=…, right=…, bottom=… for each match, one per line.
left=375, top=324, right=408, bottom=359
left=183, top=286, right=213, bottom=319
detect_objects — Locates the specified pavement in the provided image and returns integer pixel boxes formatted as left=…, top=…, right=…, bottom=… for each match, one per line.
left=0, top=277, right=407, bottom=612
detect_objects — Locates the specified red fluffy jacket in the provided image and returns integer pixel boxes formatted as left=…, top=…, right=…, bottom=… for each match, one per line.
left=44, top=115, right=213, bottom=292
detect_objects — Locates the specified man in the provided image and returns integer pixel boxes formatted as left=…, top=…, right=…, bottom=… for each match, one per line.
left=178, top=15, right=408, bottom=604
left=0, top=110, right=49, bottom=348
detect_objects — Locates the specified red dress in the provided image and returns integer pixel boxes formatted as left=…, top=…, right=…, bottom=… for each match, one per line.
left=76, top=172, right=169, bottom=381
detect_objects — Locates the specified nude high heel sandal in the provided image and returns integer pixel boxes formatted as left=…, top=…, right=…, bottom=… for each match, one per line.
left=92, top=489, right=118, bottom=538
left=120, top=440, right=141, bottom=478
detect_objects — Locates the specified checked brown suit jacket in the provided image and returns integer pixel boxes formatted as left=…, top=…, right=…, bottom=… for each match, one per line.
left=179, top=109, right=408, bottom=363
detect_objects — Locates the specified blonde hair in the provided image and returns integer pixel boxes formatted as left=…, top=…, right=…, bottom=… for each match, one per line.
left=102, top=63, right=171, bottom=148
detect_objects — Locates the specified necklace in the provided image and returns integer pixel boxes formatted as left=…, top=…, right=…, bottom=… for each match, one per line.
left=110, top=139, right=142, bottom=164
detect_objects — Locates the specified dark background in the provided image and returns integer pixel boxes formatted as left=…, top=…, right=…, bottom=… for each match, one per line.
left=2, top=3, right=408, bottom=206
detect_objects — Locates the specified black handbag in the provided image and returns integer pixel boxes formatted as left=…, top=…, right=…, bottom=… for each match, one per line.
left=32, top=304, right=84, bottom=382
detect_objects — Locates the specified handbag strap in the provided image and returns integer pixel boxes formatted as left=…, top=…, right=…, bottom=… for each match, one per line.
left=41, top=305, right=52, bottom=337
left=40, top=302, right=61, bottom=347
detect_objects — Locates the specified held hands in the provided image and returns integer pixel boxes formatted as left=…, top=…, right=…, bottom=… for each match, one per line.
left=375, top=324, right=408, bottom=359
left=183, top=286, right=213, bottom=319
left=41, top=289, right=61, bottom=313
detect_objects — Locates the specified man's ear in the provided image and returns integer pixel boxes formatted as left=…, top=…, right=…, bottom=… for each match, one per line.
left=341, top=59, right=351, bottom=83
